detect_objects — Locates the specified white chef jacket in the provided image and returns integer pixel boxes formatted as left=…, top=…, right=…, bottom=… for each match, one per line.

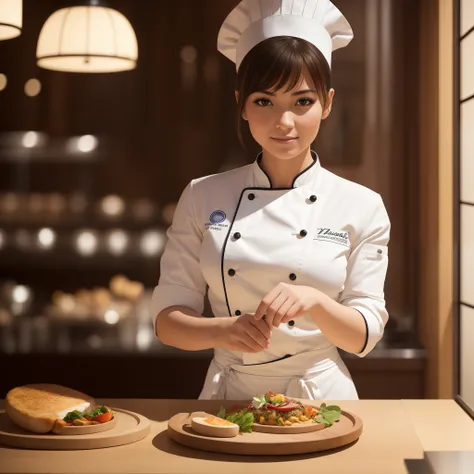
left=151, top=151, right=390, bottom=399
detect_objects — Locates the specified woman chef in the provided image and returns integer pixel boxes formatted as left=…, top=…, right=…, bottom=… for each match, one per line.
left=151, top=0, right=390, bottom=400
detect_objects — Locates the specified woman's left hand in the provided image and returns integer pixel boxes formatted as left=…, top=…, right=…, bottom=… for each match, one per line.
left=254, top=283, right=323, bottom=327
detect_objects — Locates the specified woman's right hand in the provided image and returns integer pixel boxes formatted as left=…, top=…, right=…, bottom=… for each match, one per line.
left=216, top=314, right=272, bottom=353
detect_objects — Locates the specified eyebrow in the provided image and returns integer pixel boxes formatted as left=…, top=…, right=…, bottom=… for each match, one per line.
left=257, top=89, right=317, bottom=96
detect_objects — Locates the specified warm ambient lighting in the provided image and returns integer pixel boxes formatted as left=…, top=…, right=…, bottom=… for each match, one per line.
left=0, top=0, right=22, bottom=41
left=36, top=0, right=138, bottom=73
left=24, top=78, right=41, bottom=97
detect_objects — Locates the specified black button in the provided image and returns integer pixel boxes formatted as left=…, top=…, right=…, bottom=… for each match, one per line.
left=248, top=193, right=255, bottom=200
left=309, top=195, right=317, bottom=202
left=299, top=229, right=307, bottom=237
left=228, top=269, right=235, bottom=276
left=289, top=273, right=297, bottom=281
left=235, top=310, right=241, bottom=316
left=377, top=249, right=383, bottom=254
left=288, top=320, right=295, bottom=327
left=233, top=232, right=241, bottom=240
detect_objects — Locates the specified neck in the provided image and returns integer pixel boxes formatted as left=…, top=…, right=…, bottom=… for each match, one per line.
left=259, top=148, right=314, bottom=188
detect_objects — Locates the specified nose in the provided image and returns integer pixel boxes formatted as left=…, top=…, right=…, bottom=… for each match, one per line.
left=276, top=111, right=294, bottom=130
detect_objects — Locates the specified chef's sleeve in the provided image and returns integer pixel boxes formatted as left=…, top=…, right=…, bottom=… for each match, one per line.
left=151, top=180, right=206, bottom=327
left=339, top=194, right=391, bottom=357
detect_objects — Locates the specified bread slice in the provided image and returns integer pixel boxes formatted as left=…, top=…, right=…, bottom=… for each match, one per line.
left=5, top=384, right=95, bottom=434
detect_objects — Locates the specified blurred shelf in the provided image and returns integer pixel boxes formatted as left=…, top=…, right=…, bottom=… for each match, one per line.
left=0, top=217, right=165, bottom=231
left=0, top=250, right=163, bottom=268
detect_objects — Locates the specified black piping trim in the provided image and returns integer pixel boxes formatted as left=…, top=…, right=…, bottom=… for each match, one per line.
left=354, top=309, right=369, bottom=354
left=256, top=151, right=273, bottom=188
left=461, top=93, right=474, bottom=104
left=461, top=25, right=474, bottom=41
left=256, top=150, right=318, bottom=189
left=291, top=152, right=318, bottom=187
left=461, top=200, right=474, bottom=207
left=461, top=302, right=474, bottom=310
left=242, top=354, right=293, bottom=366
left=0, top=23, right=21, bottom=32
left=221, top=188, right=247, bottom=317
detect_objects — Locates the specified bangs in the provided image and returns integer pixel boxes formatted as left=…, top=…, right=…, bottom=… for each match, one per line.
left=254, top=47, right=307, bottom=94
left=237, top=36, right=330, bottom=99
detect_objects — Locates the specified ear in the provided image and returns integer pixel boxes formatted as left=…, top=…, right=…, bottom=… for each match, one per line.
left=321, top=88, right=335, bottom=120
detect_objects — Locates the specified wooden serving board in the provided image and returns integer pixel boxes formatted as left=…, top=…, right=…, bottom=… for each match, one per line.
left=0, top=408, right=150, bottom=450
left=167, top=405, right=363, bottom=456
left=251, top=419, right=326, bottom=434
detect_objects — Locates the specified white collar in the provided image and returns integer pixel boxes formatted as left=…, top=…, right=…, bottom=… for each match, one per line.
left=251, top=150, right=321, bottom=189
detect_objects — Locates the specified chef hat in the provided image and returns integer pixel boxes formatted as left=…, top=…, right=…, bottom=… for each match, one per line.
left=217, top=0, right=353, bottom=70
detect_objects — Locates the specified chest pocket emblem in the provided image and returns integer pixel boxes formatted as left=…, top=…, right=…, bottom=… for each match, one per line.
left=210, top=210, right=226, bottom=224
left=314, top=228, right=350, bottom=248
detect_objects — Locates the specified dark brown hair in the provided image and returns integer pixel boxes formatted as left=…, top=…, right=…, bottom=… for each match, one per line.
left=235, top=36, right=331, bottom=147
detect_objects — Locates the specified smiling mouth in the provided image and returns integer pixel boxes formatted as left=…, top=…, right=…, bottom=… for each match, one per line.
left=271, top=137, right=298, bottom=141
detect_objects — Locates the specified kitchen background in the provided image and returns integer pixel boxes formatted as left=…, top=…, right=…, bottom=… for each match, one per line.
left=0, top=0, right=470, bottom=409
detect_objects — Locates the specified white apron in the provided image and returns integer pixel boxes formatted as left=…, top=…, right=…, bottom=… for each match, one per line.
left=151, top=152, right=390, bottom=399
left=198, top=346, right=359, bottom=400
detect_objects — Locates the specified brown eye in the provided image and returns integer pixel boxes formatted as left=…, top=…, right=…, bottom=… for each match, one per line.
left=296, top=98, right=314, bottom=106
left=254, top=98, right=272, bottom=106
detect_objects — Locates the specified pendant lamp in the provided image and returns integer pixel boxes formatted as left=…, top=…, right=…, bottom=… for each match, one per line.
left=0, top=0, right=22, bottom=41
left=36, top=0, right=138, bottom=73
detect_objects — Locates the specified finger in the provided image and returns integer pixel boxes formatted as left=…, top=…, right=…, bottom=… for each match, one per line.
left=243, top=323, right=270, bottom=349
left=251, top=317, right=272, bottom=340
left=281, top=302, right=302, bottom=323
left=236, top=340, right=262, bottom=353
left=273, top=298, right=294, bottom=327
left=254, top=286, right=281, bottom=320
left=265, top=293, right=288, bottom=327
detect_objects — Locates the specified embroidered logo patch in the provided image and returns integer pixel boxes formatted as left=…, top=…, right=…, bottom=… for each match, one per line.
left=205, top=210, right=229, bottom=232
left=210, top=210, right=226, bottom=224
left=314, top=228, right=350, bottom=247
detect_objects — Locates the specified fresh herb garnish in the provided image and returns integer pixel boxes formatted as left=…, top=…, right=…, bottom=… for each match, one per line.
left=63, top=405, right=109, bottom=422
left=63, top=410, right=84, bottom=422
left=314, top=403, right=342, bottom=426
left=252, top=394, right=267, bottom=409
left=217, top=407, right=254, bottom=433
left=86, top=405, right=109, bottom=418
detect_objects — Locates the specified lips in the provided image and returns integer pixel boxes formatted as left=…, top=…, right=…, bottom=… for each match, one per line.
left=271, top=137, right=298, bottom=142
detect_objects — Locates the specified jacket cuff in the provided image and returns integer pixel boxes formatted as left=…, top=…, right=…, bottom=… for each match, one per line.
left=352, top=306, right=385, bottom=357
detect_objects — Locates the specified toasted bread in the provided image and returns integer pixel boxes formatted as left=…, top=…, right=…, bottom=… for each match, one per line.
left=5, top=384, right=95, bottom=434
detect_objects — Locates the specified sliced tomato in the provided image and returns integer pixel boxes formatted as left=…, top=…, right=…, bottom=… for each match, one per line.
left=91, top=410, right=113, bottom=423
left=92, top=406, right=113, bottom=423
left=267, top=403, right=298, bottom=412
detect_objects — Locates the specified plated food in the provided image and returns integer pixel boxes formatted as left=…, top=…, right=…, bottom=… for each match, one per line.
left=4, top=384, right=115, bottom=435
left=190, top=391, right=342, bottom=438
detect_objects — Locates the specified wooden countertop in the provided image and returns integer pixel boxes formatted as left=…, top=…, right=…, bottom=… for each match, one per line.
left=1, top=399, right=473, bottom=474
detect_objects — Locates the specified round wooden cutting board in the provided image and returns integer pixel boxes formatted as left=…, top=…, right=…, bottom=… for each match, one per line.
left=0, top=408, right=150, bottom=450
left=251, top=419, right=326, bottom=434
left=167, top=407, right=363, bottom=456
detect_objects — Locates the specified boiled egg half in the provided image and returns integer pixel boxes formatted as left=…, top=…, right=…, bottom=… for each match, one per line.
left=191, top=415, right=239, bottom=438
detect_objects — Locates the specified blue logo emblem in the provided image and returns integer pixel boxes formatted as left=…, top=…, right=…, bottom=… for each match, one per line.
left=210, top=210, right=226, bottom=224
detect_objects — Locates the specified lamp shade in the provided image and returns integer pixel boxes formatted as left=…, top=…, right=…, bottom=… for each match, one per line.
left=36, top=5, right=138, bottom=73
left=0, top=0, right=22, bottom=41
